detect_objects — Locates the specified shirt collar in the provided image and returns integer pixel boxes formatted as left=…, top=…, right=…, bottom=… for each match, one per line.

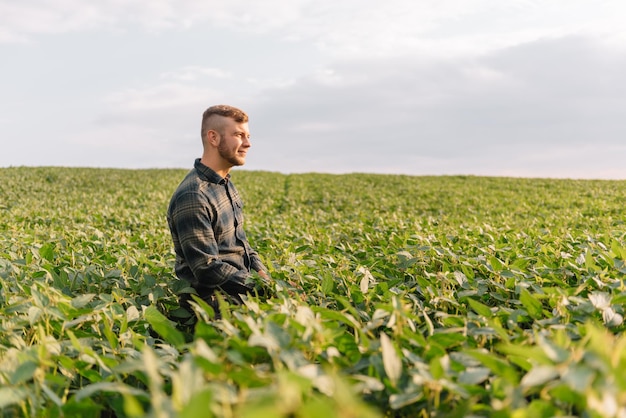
left=194, top=158, right=230, bottom=185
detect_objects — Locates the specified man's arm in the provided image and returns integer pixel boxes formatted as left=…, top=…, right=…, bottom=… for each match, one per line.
left=171, top=191, right=250, bottom=290
left=246, top=243, right=270, bottom=284
left=248, top=249, right=268, bottom=275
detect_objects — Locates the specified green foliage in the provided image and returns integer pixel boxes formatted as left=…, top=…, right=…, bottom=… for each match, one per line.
left=1, top=167, right=625, bottom=417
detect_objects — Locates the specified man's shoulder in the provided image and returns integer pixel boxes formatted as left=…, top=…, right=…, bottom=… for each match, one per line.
left=173, top=170, right=207, bottom=198
left=171, top=168, right=225, bottom=205
left=168, top=180, right=209, bottom=221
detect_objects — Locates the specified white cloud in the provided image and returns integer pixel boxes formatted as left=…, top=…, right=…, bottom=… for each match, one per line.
left=242, top=35, right=626, bottom=178
left=3, top=0, right=625, bottom=59
left=0, top=0, right=307, bottom=41
left=101, top=83, right=216, bottom=117
left=159, top=66, right=232, bottom=82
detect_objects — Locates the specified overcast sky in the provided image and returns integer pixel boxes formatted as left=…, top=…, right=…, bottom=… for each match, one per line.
left=1, top=0, right=625, bottom=179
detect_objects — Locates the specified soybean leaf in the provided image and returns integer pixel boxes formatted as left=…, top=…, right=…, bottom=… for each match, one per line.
left=519, top=289, right=543, bottom=319
left=381, top=333, right=402, bottom=386
left=467, top=298, right=493, bottom=318
left=144, top=306, right=186, bottom=349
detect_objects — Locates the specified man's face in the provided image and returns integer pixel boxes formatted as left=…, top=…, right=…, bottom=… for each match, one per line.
left=216, top=118, right=251, bottom=167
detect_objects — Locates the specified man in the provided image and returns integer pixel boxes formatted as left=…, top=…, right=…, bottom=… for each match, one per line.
left=167, top=104, right=270, bottom=318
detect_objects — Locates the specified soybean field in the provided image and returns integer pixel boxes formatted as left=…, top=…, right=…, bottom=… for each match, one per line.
left=1, top=166, right=625, bottom=417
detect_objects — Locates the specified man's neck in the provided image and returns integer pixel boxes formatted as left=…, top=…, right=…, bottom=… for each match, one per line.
left=200, top=155, right=231, bottom=179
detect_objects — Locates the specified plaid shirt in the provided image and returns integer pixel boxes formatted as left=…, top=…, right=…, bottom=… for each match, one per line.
left=167, top=159, right=266, bottom=292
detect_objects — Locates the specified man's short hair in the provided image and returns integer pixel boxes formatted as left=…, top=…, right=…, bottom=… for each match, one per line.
left=201, top=105, right=248, bottom=140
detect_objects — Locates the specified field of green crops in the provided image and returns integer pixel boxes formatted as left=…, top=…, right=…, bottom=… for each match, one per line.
left=1, top=166, right=625, bottom=417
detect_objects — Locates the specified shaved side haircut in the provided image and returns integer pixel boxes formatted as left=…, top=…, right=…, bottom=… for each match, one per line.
left=201, top=105, right=249, bottom=143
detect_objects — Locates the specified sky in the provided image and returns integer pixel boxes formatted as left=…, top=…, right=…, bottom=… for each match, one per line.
left=1, top=0, right=625, bottom=179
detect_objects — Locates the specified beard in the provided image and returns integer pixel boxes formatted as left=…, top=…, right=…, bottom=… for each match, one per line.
left=218, top=140, right=246, bottom=167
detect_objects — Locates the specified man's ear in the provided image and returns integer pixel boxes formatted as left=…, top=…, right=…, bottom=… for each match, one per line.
left=206, top=130, right=220, bottom=147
